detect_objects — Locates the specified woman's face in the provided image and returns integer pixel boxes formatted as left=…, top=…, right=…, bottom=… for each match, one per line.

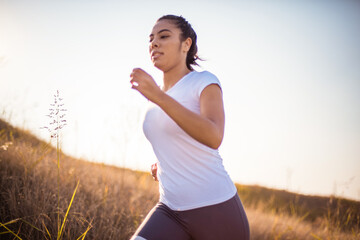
left=149, top=20, right=190, bottom=72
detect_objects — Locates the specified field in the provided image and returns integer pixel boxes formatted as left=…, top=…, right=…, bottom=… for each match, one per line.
left=0, top=118, right=359, bottom=240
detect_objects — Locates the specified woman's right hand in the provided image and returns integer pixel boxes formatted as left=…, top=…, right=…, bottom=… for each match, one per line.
left=130, top=68, right=164, bottom=103
left=151, top=163, right=158, bottom=181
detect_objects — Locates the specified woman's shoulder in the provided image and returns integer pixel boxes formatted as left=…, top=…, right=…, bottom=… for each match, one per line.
left=196, top=70, right=220, bottom=85
left=193, top=70, right=217, bottom=78
left=192, top=70, right=220, bottom=83
left=189, top=70, right=221, bottom=97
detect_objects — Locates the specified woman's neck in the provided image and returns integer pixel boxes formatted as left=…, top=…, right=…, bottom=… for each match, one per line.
left=162, top=64, right=192, bottom=92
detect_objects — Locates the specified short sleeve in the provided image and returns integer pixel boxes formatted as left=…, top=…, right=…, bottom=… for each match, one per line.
left=196, top=71, right=222, bottom=98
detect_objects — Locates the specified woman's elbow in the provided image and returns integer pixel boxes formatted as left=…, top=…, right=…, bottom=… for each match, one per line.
left=207, top=134, right=223, bottom=149
left=200, top=121, right=224, bottom=149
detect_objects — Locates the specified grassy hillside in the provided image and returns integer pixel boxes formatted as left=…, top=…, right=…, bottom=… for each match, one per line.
left=236, top=184, right=360, bottom=231
left=0, top=118, right=359, bottom=239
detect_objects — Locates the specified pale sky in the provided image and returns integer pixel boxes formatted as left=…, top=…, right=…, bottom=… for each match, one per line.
left=1, top=0, right=360, bottom=201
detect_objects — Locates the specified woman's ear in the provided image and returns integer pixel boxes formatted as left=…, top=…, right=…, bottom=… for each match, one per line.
left=183, top=37, right=192, bottom=52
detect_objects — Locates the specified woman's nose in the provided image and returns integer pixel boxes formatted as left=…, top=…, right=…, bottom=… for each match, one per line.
left=150, top=39, right=159, bottom=50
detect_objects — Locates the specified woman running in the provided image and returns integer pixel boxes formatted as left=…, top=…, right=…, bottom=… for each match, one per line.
left=130, top=15, right=250, bottom=240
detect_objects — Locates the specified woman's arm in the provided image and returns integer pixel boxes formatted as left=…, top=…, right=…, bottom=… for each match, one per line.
left=130, top=68, right=225, bottom=149
left=155, top=84, right=224, bottom=149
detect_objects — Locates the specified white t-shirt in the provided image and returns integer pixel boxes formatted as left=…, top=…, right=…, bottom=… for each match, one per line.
left=143, top=70, right=237, bottom=211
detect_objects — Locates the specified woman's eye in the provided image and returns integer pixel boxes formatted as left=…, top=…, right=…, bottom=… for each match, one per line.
left=149, top=35, right=168, bottom=42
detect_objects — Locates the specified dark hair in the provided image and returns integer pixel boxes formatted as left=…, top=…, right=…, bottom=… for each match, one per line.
left=157, top=15, right=201, bottom=71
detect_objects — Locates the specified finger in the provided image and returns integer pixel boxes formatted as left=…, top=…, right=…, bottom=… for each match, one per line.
left=130, top=68, right=138, bottom=76
left=134, top=68, right=149, bottom=79
left=130, top=79, right=139, bottom=87
left=152, top=173, right=157, bottom=180
left=130, top=68, right=139, bottom=78
left=131, top=83, right=139, bottom=90
left=152, top=163, right=157, bottom=169
left=133, top=67, right=144, bottom=72
left=132, top=68, right=144, bottom=76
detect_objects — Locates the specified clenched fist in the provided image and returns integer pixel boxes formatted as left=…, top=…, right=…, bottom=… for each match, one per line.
left=130, top=68, right=163, bottom=103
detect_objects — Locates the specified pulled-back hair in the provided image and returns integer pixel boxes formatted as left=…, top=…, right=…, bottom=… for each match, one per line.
left=157, top=15, right=200, bottom=71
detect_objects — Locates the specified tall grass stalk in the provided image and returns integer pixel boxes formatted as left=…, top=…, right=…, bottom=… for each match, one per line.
left=0, top=221, right=22, bottom=240
left=57, top=126, right=60, bottom=235
left=42, top=90, right=67, bottom=238
left=76, top=220, right=92, bottom=240
left=58, top=180, right=79, bottom=240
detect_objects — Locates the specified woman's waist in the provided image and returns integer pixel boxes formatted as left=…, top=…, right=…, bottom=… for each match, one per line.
left=159, top=182, right=237, bottom=211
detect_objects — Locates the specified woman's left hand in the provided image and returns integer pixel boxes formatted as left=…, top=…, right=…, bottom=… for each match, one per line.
left=151, top=163, right=158, bottom=181
left=130, top=68, right=163, bottom=102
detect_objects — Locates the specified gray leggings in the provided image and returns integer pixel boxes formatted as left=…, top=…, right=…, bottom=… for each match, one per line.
left=132, top=194, right=250, bottom=240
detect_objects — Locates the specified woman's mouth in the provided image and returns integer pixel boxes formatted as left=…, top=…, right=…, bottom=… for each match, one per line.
left=151, top=51, right=162, bottom=60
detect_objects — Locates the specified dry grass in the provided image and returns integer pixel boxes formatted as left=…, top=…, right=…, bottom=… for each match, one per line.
left=236, top=184, right=360, bottom=239
left=0, top=119, right=158, bottom=239
left=0, top=118, right=359, bottom=239
left=247, top=207, right=358, bottom=240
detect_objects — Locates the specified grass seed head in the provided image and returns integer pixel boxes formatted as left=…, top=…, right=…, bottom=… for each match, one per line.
left=41, top=90, right=67, bottom=139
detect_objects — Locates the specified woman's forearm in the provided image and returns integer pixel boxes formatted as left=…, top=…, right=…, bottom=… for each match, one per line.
left=154, top=91, right=223, bottom=149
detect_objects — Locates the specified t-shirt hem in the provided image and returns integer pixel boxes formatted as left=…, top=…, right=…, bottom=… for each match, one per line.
left=162, top=188, right=237, bottom=211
